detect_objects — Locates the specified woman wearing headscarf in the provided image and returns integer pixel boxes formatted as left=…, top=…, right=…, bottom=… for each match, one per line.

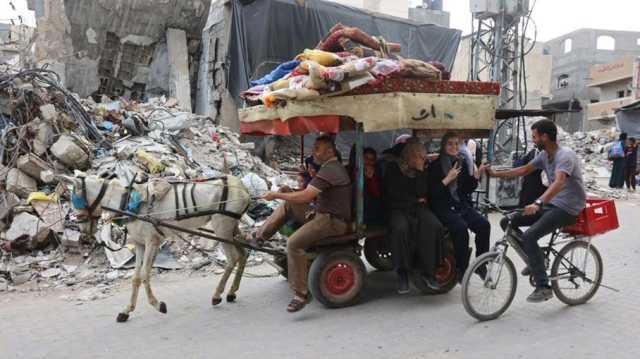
left=609, top=133, right=627, bottom=189
left=383, top=138, right=444, bottom=294
left=428, top=132, right=491, bottom=282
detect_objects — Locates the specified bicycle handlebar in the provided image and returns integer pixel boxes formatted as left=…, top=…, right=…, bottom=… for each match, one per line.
left=480, top=199, right=523, bottom=217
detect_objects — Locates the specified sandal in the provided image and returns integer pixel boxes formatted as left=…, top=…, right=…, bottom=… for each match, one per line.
left=286, top=292, right=312, bottom=313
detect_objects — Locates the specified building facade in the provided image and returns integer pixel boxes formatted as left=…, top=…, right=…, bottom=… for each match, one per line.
left=586, top=56, right=637, bottom=126
left=0, top=23, right=35, bottom=67
left=543, top=29, right=640, bottom=132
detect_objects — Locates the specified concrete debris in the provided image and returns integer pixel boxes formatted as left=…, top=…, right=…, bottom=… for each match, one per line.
left=0, top=192, right=20, bottom=220
left=31, top=199, right=66, bottom=233
left=511, top=120, right=636, bottom=200
left=39, top=104, right=58, bottom=122
left=17, top=154, right=55, bottom=182
left=61, top=229, right=82, bottom=248
left=6, top=213, right=42, bottom=242
left=50, top=135, right=90, bottom=170
left=40, top=268, right=62, bottom=279
left=0, top=66, right=287, bottom=293
left=6, top=169, right=38, bottom=198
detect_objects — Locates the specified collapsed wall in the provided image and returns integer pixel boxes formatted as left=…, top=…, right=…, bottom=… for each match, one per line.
left=27, top=0, right=212, bottom=111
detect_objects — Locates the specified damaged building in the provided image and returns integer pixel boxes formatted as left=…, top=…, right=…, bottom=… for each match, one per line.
left=27, top=0, right=212, bottom=111
left=543, top=28, right=640, bottom=132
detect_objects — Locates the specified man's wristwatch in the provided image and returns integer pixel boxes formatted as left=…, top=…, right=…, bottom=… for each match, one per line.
left=534, top=199, right=543, bottom=207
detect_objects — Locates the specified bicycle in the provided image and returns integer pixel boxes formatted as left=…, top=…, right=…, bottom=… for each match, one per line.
left=460, top=200, right=615, bottom=321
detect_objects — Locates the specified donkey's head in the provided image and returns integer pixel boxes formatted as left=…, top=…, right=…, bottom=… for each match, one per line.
left=58, top=174, right=119, bottom=237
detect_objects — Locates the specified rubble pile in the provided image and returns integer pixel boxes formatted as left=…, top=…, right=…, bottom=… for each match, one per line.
left=0, top=68, right=288, bottom=295
left=557, top=126, right=637, bottom=199
left=522, top=120, right=633, bottom=199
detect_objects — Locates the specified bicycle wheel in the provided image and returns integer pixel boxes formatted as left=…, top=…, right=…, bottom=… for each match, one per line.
left=550, top=240, right=603, bottom=306
left=461, top=252, right=517, bottom=321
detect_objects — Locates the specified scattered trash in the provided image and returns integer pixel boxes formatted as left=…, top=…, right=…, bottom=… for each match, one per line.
left=1, top=66, right=284, bottom=292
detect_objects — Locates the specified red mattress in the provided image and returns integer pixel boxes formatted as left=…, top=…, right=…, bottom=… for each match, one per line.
left=342, top=78, right=501, bottom=97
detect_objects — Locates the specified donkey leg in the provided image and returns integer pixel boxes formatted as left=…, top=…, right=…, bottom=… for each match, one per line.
left=141, top=239, right=166, bottom=314
left=116, top=245, right=145, bottom=323
left=227, top=246, right=248, bottom=303
left=212, top=244, right=238, bottom=306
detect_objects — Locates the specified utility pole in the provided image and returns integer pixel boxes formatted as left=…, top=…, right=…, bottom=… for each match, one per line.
left=469, top=0, right=530, bottom=162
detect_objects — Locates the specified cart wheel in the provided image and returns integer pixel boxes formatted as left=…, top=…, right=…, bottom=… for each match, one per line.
left=411, top=254, right=458, bottom=295
left=273, top=255, right=288, bottom=279
left=363, top=237, right=394, bottom=271
left=309, top=250, right=366, bottom=308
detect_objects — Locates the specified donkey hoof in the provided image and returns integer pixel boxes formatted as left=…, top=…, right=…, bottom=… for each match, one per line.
left=116, top=313, right=130, bottom=323
left=158, top=302, right=167, bottom=314
left=226, top=294, right=236, bottom=303
left=211, top=297, right=222, bottom=306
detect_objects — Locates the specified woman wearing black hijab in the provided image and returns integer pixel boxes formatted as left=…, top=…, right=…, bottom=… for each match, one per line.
left=428, top=132, right=491, bottom=281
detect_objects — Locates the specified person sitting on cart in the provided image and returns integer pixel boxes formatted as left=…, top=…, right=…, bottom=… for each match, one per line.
left=427, top=131, right=490, bottom=283
left=302, top=156, right=321, bottom=188
left=383, top=138, right=444, bottom=294
left=247, top=135, right=352, bottom=312
left=487, top=119, right=586, bottom=303
left=347, top=146, right=384, bottom=226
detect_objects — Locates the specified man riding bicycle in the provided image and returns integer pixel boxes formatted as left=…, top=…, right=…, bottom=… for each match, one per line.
left=486, top=119, right=586, bottom=303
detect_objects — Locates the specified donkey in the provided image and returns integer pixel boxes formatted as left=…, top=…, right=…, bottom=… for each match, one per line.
left=60, top=174, right=251, bottom=323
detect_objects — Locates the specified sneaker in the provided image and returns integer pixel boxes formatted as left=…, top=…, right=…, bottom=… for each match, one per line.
left=397, top=271, right=410, bottom=294
left=526, top=286, right=553, bottom=303
left=421, top=274, right=441, bottom=291
left=521, top=266, right=531, bottom=276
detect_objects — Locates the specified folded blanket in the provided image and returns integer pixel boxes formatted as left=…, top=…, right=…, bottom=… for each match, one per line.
left=250, top=60, right=300, bottom=86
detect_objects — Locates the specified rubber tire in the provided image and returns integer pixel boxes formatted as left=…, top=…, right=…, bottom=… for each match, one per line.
left=363, top=237, right=394, bottom=272
left=411, top=234, right=458, bottom=295
left=550, top=240, right=603, bottom=306
left=309, top=251, right=366, bottom=309
left=461, top=251, right=517, bottom=322
left=411, top=254, right=458, bottom=295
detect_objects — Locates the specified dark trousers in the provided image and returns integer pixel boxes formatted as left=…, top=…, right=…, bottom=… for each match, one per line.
left=435, top=205, right=491, bottom=273
left=500, top=205, right=576, bottom=287
left=625, top=166, right=637, bottom=190
left=388, top=207, right=444, bottom=276
left=609, top=158, right=626, bottom=188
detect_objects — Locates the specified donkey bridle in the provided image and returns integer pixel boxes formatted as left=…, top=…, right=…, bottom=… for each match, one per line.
left=76, top=176, right=109, bottom=224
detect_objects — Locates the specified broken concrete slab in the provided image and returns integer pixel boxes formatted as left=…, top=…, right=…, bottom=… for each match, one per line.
left=40, top=267, right=62, bottom=279
left=50, top=135, right=90, bottom=170
left=166, top=28, right=192, bottom=112
left=39, top=104, right=58, bottom=122
left=62, top=229, right=82, bottom=247
left=6, top=212, right=42, bottom=241
left=31, top=199, right=65, bottom=233
left=17, top=153, right=55, bottom=182
left=0, top=192, right=20, bottom=220
left=6, top=168, right=37, bottom=198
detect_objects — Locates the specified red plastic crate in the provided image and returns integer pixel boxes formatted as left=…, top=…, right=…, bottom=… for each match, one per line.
left=562, top=198, right=619, bottom=236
